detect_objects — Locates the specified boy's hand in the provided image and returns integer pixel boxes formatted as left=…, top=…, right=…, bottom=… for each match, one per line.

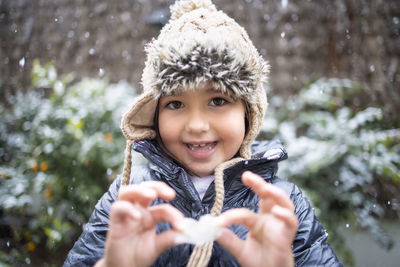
left=216, top=171, right=298, bottom=267
left=98, top=181, right=184, bottom=267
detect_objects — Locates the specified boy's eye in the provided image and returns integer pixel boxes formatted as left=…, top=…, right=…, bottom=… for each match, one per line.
left=209, top=97, right=228, bottom=106
left=166, top=101, right=184, bottom=110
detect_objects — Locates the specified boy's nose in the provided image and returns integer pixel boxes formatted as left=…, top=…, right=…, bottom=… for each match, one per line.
left=185, top=111, right=210, bottom=133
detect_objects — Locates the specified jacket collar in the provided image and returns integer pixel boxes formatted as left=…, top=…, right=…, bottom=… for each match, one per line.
left=132, top=139, right=287, bottom=178
left=132, top=139, right=182, bottom=178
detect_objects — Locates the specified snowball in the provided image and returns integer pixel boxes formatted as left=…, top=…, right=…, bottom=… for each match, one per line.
left=175, top=214, right=222, bottom=246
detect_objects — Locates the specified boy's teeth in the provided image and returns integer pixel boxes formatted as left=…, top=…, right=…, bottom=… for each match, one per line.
left=187, top=142, right=215, bottom=151
left=193, top=144, right=206, bottom=147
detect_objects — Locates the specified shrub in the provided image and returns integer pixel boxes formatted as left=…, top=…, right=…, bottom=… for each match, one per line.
left=0, top=60, right=134, bottom=265
left=2, top=61, right=399, bottom=266
left=261, top=78, right=400, bottom=265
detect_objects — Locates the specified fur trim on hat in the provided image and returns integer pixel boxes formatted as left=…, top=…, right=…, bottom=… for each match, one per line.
left=151, top=44, right=262, bottom=104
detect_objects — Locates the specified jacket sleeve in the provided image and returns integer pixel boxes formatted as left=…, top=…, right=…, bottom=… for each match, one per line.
left=290, top=184, right=343, bottom=267
left=63, top=176, right=121, bottom=267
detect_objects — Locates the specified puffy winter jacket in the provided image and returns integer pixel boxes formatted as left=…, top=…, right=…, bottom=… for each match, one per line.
left=64, top=139, right=342, bottom=267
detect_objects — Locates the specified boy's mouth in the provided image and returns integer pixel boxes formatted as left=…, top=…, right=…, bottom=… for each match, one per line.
left=186, top=142, right=217, bottom=152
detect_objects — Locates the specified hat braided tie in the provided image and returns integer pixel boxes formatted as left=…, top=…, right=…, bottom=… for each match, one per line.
left=121, top=140, right=132, bottom=186
left=186, top=158, right=243, bottom=267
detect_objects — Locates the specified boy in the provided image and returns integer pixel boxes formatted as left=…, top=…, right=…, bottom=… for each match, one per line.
left=64, top=0, right=342, bottom=266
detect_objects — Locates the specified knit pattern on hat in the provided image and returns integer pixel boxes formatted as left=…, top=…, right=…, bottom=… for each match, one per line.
left=170, top=0, right=217, bottom=20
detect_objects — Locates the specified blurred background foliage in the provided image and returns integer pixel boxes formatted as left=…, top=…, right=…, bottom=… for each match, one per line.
left=0, top=60, right=133, bottom=266
left=0, top=61, right=399, bottom=266
left=260, top=78, right=400, bottom=265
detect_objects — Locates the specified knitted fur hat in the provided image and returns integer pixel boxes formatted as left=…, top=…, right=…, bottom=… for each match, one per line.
left=121, top=0, right=269, bottom=156
left=120, top=1, right=269, bottom=265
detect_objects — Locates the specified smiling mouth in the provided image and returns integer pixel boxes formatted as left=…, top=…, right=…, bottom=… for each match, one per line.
left=186, top=142, right=217, bottom=152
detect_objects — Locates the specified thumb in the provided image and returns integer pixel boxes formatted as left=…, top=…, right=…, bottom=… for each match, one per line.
left=216, top=228, right=245, bottom=260
left=154, top=230, right=181, bottom=255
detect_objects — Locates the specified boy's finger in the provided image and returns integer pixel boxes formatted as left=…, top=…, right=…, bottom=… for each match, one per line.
left=110, top=201, right=141, bottom=223
left=119, top=181, right=176, bottom=206
left=217, top=208, right=258, bottom=229
left=155, top=229, right=186, bottom=256
left=271, top=205, right=299, bottom=232
left=138, top=181, right=176, bottom=200
left=216, top=228, right=246, bottom=261
left=149, top=204, right=185, bottom=231
left=108, top=201, right=142, bottom=238
left=118, top=186, right=157, bottom=206
left=242, top=171, right=295, bottom=211
left=258, top=197, right=276, bottom=214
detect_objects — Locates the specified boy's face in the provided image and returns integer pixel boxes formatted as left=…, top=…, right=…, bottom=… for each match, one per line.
left=158, top=83, right=246, bottom=177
